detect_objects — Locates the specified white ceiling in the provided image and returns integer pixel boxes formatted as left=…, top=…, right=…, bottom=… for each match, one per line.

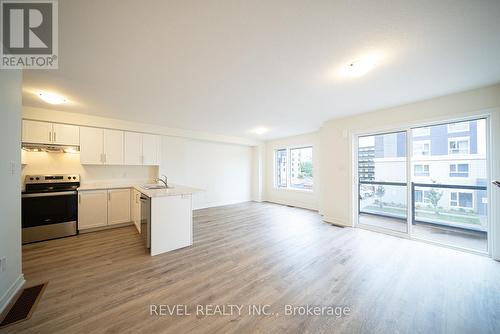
left=22, top=0, right=500, bottom=140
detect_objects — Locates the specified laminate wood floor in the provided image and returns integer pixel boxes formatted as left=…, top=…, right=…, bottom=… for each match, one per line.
left=5, top=202, right=500, bottom=334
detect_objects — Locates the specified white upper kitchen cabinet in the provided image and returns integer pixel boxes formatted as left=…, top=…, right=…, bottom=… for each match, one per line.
left=142, top=134, right=161, bottom=165
left=108, top=188, right=131, bottom=225
left=22, top=120, right=80, bottom=146
left=52, top=123, right=80, bottom=146
left=80, top=126, right=104, bottom=164
left=103, top=129, right=124, bottom=165
left=78, top=190, right=108, bottom=229
left=22, top=120, right=53, bottom=144
left=124, top=131, right=143, bottom=165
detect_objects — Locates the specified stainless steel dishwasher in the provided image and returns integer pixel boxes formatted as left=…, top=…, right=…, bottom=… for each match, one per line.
left=140, top=195, right=151, bottom=248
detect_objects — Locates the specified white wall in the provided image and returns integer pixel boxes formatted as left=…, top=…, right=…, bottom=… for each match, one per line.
left=318, top=84, right=500, bottom=259
left=264, top=132, right=320, bottom=210
left=0, top=71, right=24, bottom=313
left=159, top=136, right=253, bottom=209
left=21, top=151, right=157, bottom=187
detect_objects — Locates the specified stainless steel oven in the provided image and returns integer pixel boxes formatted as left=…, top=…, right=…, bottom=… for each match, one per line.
left=22, top=174, right=80, bottom=244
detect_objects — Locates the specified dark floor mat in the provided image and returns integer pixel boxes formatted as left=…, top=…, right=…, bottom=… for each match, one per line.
left=0, top=283, right=47, bottom=328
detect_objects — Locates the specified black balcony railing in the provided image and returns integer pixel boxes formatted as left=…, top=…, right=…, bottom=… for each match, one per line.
left=358, top=181, right=488, bottom=231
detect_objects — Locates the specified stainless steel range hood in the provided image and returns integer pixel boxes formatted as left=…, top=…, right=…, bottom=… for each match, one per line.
left=22, top=143, right=80, bottom=153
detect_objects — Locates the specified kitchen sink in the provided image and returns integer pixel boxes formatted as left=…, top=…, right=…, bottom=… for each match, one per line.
left=141, top=184, right=175, bottom=190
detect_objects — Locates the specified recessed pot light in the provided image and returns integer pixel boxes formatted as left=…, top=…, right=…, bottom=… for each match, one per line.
left=38, top=91, right=67, bottom=104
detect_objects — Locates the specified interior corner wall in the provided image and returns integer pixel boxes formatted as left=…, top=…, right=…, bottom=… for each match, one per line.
left=318, top=83, right=500, bottom=253
left=264, top=132, right=320, bottom=211
left=251, top=144, right=265, bottom=202
left=0, top=71, right=24, bottom=313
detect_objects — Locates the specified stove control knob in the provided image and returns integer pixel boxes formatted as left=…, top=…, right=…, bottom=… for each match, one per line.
left=73, top=176, right=76, bottom=180
left=68, top=176, right=71, bottom=180
left=30, top=177, right=34, bottom=180
left=35, top=177, right=40, bottom=180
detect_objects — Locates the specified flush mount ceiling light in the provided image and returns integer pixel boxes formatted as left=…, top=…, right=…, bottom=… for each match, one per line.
left=38, top=91, right=67, bottom=104
left=339, top=53, right=383, bottom=78
left=252, top=127, right=269, bottom=135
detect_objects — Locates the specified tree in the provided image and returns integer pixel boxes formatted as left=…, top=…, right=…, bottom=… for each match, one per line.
left=375, top=185, right=385, bottom=208
left=298, top=161, right=313, bottom=179
left=427, top=188, right=443, bottom=214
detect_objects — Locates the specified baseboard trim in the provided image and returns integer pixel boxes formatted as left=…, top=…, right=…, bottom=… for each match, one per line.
left=263, top=199, right=318, bottom=211
left=79, top=222, right=133, bottom=234
left=0, top=274, right=25, bottom=318
left=194, top=199, right=252, bottom=210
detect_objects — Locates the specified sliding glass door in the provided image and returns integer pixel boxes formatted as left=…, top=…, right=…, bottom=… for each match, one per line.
left=410, top=119, right=488, bottom=252
left=357, top=118, right=489, bottom=253
left=358, top=131, right=408, bottom=234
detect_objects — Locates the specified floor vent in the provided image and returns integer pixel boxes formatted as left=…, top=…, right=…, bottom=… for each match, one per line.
left=0, top=282, right=47, bottom=328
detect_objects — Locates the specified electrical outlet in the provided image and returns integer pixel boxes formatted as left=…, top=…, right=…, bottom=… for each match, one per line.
left=0, top=257, right=6, bottom=273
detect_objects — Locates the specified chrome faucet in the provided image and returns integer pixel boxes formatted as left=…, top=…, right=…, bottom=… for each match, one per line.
left=154, top=175, right=168, bottom=188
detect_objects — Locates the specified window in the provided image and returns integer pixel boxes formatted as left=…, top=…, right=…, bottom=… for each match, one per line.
left=413, top=140, right=431, bottom=156
left=412, top=127, right=430, bottom=137
left=414, top=164, right=430, bottom=176
left=450, top=192, right=473, bottom=208
left=290, top=147, right=313, bottom=190
left=449, top=164, right=469, bottom=177
left=415, top=190, right=431, bottom=204
left=447, top=121, right=470, bottom=133
left=274, top=147, right=313, bottom=190
left=449, top=137, right=469, bottom=154
left=275, top=149, right=287, bottom=188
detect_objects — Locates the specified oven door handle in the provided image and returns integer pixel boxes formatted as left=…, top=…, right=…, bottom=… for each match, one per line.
left=22, top=191, right=77, bottom=198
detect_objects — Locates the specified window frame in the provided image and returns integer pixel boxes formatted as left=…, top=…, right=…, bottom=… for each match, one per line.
left=414, top=164, right=430, bottom=177
left=449, top=163, right=469, bottom=177
left=412, top=127, right=431, bottom=137
left=413, top=140, right=431, bottom=156
left=274, top=148, right=288, bottom=189
left=274, top=146, right=314, bottom=192
left=450, top=191, right=474, bottom=209
left=448, top=137, right=470, bottom=155
left=447, top=122, right=470, bottom=133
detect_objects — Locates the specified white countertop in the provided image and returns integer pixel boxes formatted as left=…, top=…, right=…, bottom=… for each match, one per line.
left=78, top=182, right=202, bottom=198
left=77, top=183, right=136, bottom=191
left=136, top=184, right=202, bottom=198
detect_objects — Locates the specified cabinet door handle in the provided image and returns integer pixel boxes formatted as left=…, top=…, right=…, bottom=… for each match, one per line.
left=78, top=194, right=81, bottom=204
left=49, top=131, right=52, bottom=142
left=108, top=192, right=111, bottom=201
left=53, top=131, right=56, bottom=142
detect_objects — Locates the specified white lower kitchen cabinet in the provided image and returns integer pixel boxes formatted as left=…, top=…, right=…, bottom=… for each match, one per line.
left=78, top=190, right=108, bottom=229
left=108, top=189, right=131, bottom=225
left=131, top=189, right=141, bottom=232
left=78, top=188, right=132, bottom=231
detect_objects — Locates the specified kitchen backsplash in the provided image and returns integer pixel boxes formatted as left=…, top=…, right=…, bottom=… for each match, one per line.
left=21, top=150, right=158, bottom=185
